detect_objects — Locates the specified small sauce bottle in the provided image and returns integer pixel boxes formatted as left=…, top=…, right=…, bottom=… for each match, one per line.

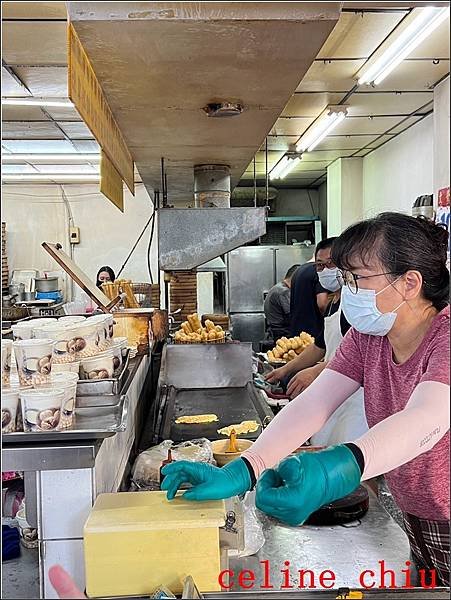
left=159, top=449, right=173, bottom=487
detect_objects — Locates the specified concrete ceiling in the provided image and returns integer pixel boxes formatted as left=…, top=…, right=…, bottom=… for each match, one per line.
left=66, top=2, right=340, bottom=202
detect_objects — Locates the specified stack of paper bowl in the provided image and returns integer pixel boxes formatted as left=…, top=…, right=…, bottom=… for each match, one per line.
left=66, top=320, right=99, bottom=359
left=11, top=322, right=34, bottom=341
left=2, top=389, right=19, bottom=433
left=86, top=314, right=114, bottom=352
left=13, top=339, right=54, bottom=387
left=80, top=349, right=114, bottom=380
left=35, top=372, right=79, bottom=430
left=58, top=316, right=86, bottom=326
left=19, top=387, right=65, bottom=432
left=1, top=339, right=12, bottom=386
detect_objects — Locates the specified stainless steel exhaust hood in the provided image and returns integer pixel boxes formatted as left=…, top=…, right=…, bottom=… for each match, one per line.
left=158, top=207, right=266, bottom=271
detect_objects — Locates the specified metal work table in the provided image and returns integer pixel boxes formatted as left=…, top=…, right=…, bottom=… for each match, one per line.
left=229, top=489, right=414, bottom=593
left=2, top=354, right=151, bottom=600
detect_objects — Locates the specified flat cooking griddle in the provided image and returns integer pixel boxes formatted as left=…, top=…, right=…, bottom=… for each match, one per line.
left=159, top=383, right=272, bottom=443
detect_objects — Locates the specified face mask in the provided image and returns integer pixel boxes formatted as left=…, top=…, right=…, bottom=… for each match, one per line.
left=341, top=279, right=405, bottom=336
left=318, top=267, right=341, bottom=292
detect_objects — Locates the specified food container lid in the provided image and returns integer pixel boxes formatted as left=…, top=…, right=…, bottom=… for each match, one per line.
left=85, top=491, right=225, bottom=533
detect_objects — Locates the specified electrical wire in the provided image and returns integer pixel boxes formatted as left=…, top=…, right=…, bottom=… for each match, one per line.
left=147, top=205, right=156, bottom=284
left=116, top=209, right=155, bottom=279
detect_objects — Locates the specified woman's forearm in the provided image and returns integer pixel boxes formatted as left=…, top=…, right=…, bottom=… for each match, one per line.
left=283, top=343, right=325, bottom=375
left=242, top=369, right=360, bottom=477
left=355, top=381, right=450, bottom=480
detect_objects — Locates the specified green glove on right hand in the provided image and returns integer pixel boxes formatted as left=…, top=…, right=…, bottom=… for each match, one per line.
left=255, top=445, right=361, bottom=526
left=161, top=458, right=252, bottom=501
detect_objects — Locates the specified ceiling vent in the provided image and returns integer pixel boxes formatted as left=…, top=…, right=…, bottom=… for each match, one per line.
left=203, top=102, right=243, bottom=118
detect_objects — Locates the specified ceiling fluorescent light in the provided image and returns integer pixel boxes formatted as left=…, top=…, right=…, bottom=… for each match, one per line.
left=2, top=174, right=100, bottom=182
left=2, top=154, right=100, bottom=162
left=278, top=156, right=301, bottom=180
left=269, top=154, right=302, bottom=180
left=358, top=7, right=449, bottom=86
left=296, top=107, right=347, bottom=153
left=269, top=155, right=291, bottom=180
left=2, top=98, right=74, bottom=108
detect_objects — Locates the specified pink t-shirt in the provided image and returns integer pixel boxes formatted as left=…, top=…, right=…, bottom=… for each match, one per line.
left=329, top=305, right=450, bottom=521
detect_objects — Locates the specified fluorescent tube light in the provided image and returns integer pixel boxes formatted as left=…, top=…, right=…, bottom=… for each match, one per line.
left=296, top=107, right=347, bottom=153
left=278, top=156, right=302, bottom=180
left=358, top=7, right=449, bottom=86
left=2, top=154, right=100, bottom=162
left=2, top=98, right=74, bottom=108
left=2, top=174, right=101, bottom=182
left=269, top=154, right=302, bottom=180
left=269, top=155, right=291, bottom=180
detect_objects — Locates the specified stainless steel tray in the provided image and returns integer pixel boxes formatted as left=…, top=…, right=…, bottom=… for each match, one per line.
left=2, top=394, right=129, bottom=443
left=77, top=350, right=130, bottom=396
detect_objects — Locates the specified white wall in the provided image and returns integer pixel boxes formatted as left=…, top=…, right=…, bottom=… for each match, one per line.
left=433, top=76, right=450, bottom=198
left=2, top=183, right=159, bottom=301
left=362, top=115, right=434, bottom=217
left=327, top=157, right=363, bottom=236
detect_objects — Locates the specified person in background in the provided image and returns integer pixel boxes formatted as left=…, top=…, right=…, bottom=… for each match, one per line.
left=264, top=264, right=300, bottom=342
left=289, top=238, right=333, bottom=339
left=162, top=213, right=450, bottom=585
left=96, top=266, right=116, bottom=289
left=267, top=241, right=368, bottom=446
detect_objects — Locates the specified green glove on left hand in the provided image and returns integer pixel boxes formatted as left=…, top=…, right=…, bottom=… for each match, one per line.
left=255, top=445, right=361, bottom=526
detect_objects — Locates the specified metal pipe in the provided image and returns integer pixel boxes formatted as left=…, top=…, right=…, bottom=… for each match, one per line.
left=265, top=138, right=269, bottom=206
left=253, top=156, right=257, bottom=207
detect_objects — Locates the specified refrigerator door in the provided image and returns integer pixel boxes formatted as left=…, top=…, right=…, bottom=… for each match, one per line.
left=275, top=246, right=314, bottom=282
left=228, top=247, right=275, bottom=312
left=230, top=313, right=266, bottom=347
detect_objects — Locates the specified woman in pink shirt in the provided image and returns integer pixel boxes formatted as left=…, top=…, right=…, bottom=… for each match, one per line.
left=163, top=213, right=450, bottom=585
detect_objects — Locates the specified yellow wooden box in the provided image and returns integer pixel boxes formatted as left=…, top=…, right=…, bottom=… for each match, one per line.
left=84, top=491, right=226, bottom=598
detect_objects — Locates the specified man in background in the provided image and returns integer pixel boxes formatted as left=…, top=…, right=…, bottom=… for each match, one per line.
left=264, top=264, right=299, bottom=342
left=289, top=237, right=336, bottom=339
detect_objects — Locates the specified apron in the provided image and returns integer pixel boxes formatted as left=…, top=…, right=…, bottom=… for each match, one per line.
left=310, top=307, right=368, bottom=446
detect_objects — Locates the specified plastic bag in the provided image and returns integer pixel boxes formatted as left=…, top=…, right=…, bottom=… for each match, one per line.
left=131, top=438, right=213, bottom=489
left=237, top=491, right=265, bottom=557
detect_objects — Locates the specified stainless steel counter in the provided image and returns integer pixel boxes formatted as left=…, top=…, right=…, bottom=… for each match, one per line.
left=229, top=488, right=412, bottom=592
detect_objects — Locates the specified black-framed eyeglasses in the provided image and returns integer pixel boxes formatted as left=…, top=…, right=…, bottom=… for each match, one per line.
left=337, top=270, right=398, bottom=294
left=315, top=259, right=336, bottom=272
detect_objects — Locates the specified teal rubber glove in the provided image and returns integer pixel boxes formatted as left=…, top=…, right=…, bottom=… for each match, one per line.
left=255, top=445, right=361, bottom=526
left=161, top=458, right=252, bottom=501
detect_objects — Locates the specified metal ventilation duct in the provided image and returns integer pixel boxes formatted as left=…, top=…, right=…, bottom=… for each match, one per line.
left=194, top=164, right=231, bottom=208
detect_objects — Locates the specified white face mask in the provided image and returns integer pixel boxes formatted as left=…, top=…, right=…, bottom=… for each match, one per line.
left=341, top=278, right=405, bottom=336
left=318, top=267, right=341, bottom=292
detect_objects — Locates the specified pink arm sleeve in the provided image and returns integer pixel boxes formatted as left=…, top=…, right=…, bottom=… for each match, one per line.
left=355, top=381, right=450, bottom=480
left=242, top=369, right=360, bottom=477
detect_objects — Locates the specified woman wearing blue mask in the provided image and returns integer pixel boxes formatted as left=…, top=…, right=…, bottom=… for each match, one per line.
left=162, top=213, right=450, bottom=585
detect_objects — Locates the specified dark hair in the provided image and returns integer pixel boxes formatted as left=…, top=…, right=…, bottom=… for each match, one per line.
left=315, top=236, right=337, bottom=257
left=285, top=264, right=300, bottom=280
left=332, top=212, right=449, bottom=310
left=96, top=266, right=116, bottom=288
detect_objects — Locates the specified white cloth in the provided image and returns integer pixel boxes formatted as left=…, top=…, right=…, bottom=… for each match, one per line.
left=310, top=308, right=368, bottom=446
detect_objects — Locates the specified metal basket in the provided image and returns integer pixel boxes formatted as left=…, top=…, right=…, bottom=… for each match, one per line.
left=131, top=283, right=160, bottom=308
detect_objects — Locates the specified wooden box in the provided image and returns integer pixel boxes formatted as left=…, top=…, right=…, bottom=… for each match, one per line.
left=84, top=491, right=226, bottom=597
left=113, top=308, right=168, bottom=354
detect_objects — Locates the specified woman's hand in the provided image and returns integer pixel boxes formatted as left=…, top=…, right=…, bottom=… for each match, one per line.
left=255, top=445, right=361, bottom=526
left=49, top=566, right=86, bottom=599
left=286, top=365, right=323, bottom=398
left=161, top=458, right=252, bottom=501
left=265, top=365, right=288, bottom=383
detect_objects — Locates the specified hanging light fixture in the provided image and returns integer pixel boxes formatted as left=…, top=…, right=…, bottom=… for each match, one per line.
left=296, top=106, right=348, bottom=153
left=357, top=7, right=449, bottom=86
left=269, top=151, right=303, bottom=181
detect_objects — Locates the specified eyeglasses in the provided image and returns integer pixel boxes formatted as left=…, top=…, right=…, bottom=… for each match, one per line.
left=337, top=270, right=398, bottom=294
left=315, top=259, right=336, bottom=272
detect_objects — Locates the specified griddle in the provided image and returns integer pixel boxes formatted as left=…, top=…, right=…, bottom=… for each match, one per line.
left=158, top=382, right=272, bottom=443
